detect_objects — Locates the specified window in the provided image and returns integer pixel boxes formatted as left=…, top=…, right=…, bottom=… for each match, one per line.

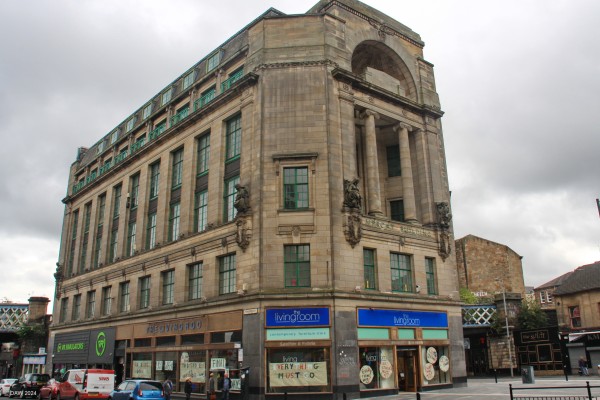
left=359, top=347, right=395, bottom=390
left=197, top=133, right=210, bottom=175
left=67, top=210, right=79, bottom=276
left=207, top=51, right=221, bottom=72
left=113, top=185, right=122, bottom=219
left=168, top=202, right=180, bottom=242
left=86, top=290, right=96, bottom=319
left=161, top=88, right=172, bottom=106
left=195, top=86, right=216, bottom=110
left=142, top=103, right=152, bottom=120
left=101, top=286, right=112, bottom=316
left=80, top=203, right=91, bottom=272
left=72, top=294, right=81, bottom=321
left=171, top=149, right=184, bottom=189
left=126, top=221, right=137, bottom=256
left=221, top=67, right=244, bottom=91
left=139, top=276, right=151, bottom=309
left=194, top=190, right=208, bottom=232
left=390, top=200, right=405, bottom=222
left=363, top=249, right=376, bottom=290
left=151, top=120, right=167, bottom=140
left=171, top=105, right=189, bottom=126
left=183, top=71, right=195, bottom=90
left=93, top=194, right=106, bottom=269
left=130, top=174, right=140, bottom=209
left=546, top=291, right=553, bottom=304
left=391, top=253, right=413, bottom=292
left=539, top=291, right=546, bottom=304
left=97, top=140, right=105, bottom=155
left=109, top=229, right=119, bottom=263
left=188, top=263, right=203, bottom=300
left=219, top=254, right=236, bottom=295
left=224, top=176, right=240, bottom=222
left=119, top=281, right=130, bottom=313
left=162, top=270, right=175, bottom=305
left=283, top=167, right=309, bottom=209
left=59, top=298, right=68, bottom=323
left=110, top=130, right=119, bottom=145
left=149, top=162, right=160, bottom=199
left=225, top=115, right=241, bottom=161
left=569, top=306, right=581, bottom=328
left=146, top=212, right=157, bottom=250
left=386, top=145, right=401, bottom=177
left=425, top=257, right=437, bottom=295
left=284, top=245, right=311, bottom=287
left=126, top=117, right=136, bottom=132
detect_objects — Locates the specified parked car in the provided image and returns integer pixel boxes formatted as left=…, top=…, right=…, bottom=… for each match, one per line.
left=55, top=369, right=114, bottom=400
left=9, top=374, right=51, bottom=399
left=108, top=380, right=165, bottom=400
left=37, top=379, right=60, bottom=400
left=0, top=380, right=17, bottom=397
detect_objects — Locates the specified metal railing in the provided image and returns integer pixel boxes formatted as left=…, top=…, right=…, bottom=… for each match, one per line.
left=510, top=382, right=600, bottom=400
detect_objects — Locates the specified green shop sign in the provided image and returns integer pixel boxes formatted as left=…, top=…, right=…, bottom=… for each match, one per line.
left=95, top=331, right=106, bottom=357
left=56, top=342, right=86, bottom=353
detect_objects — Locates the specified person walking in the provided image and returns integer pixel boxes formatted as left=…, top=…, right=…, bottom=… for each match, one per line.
left=207, top=373, right=216, bottom=400
left=163, top=378, right=173, bottom=400
left=579, top=356, right=589, bottom=376
left=221, top=374, right=230, bottom=400
left=184, top=377, right=192, bottom=400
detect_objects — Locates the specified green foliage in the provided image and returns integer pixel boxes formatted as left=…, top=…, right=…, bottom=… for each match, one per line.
left=517, top=300, right=549, bottom=330
left=459, top=288, right=479, bottom=304
left=17, top=324, right=46, bottom=341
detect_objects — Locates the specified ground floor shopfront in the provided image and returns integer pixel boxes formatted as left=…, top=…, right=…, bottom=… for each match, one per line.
left=48, top=301, right=465, bottom=399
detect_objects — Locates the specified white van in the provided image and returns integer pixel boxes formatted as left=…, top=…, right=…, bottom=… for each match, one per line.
left=57, top=369, right=114, bottom=400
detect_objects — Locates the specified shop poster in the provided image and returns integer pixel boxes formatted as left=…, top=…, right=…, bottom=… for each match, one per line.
left=180, top=361, right=206, bottom=383
left=132, top=360, right=152, bottom=378
left=269, top=361, right=327, bottom=387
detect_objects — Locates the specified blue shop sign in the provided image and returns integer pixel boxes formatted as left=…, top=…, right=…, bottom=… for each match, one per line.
left=358, top=308, right=448, bottom=328
left=266, top=307, right=330, bottom=327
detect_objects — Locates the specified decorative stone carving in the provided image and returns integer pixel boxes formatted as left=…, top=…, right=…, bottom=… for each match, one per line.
left=436, top=202, right=452, bottom=230
left=236, top=217, right=251, bottom=251
left=439, top=231, right=452, bottom=261
left=344, top=213, right=362, bottom=248
left=343, top=178, right=362, bottom=210
left=234, top=184, right=250, bottom=214
left=54, top=262, right=63, bottom=299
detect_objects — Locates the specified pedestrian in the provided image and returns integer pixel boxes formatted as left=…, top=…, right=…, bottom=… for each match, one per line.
left=163, top=377, right=173, bottom=400
left=221, top=373, right=230, bottom=400
left=207, top=373, right=215, bottom=400
left=184, top=377, right=192, bottom=400
left=578, top=356, right=589, bottom=376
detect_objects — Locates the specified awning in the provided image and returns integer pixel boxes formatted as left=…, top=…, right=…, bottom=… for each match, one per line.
left=568, top=330, right=600, bottom=342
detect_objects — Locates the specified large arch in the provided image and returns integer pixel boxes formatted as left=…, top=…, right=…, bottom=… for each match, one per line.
left=351, top=40, right=418, bottom=101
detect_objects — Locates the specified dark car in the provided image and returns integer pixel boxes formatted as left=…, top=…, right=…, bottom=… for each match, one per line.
left=108, top=380, right=165, bottom=400
left=9, top=374, right=51, bottom=399
left=37, top=379, right=60, bottom=400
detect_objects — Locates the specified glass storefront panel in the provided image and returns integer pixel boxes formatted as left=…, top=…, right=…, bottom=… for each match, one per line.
left=209, top=349, right=240, bottom=391
left=179, top=351, right=206, bottom=393
left=132, top=353, right=152, bottom=379
left=421, top=346, right=450, bottom=386
left=266, top=348, right=330, bottom=393
left=155, top=351, right=177, bottom=382
left=359, top=346, right=395, bottom=390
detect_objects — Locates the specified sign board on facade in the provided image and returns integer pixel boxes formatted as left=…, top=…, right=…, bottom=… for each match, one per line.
left=266, top=328, right=330, bottom=341
left=357, top=309, right=448, bottom=328
left=266, top=308, right=330, bottom=327
left=269, top=361, right=328, bottom=387
left=521, top=329, right=549, bottom=343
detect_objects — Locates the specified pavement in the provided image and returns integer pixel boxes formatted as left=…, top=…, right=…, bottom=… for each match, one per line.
left=362, top=375, right=600, bottom=400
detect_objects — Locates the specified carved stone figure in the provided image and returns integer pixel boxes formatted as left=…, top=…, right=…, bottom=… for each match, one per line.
left=343, top=178, right=362, bottom=210
left=236, top=218, right=250, bottom=251
left=436, top=202, right=452, bottom=230
left=234, top=184, right=250, bottom=214
left=54, top=262, right=63, bottom=299
left=344, top=213, right=362, bottom=248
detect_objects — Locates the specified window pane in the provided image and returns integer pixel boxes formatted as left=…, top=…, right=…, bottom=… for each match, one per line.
left=391, top=253, right=412, bottom=292
left=283, top=167, right=309, bottom=209
left=219, top=254, right=236, bottom=295
left=284, top=245, right=310, bottom=287
left=364, top=249, right=376, bottom=290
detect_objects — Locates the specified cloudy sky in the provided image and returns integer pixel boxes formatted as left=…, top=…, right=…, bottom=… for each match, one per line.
left=1, top=0, right=599, bottom=309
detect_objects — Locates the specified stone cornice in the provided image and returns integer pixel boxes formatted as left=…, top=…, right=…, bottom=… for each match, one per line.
left=255, top=59, right=339, bottom=70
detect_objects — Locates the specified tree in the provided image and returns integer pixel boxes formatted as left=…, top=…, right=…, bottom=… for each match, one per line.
left=517, top=300, right=548, bottom=330
left=459, top=288, right=479, bottom=304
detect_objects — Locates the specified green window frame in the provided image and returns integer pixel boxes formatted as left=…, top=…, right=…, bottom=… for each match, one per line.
left=109, top=229, right=119, bottom=263
left=171, top=149, right=184, bottom=189
left=149, top=162, right=160, bottom=199
left=170, top=105, right=189, bottom=126
left=113, top=185, right=122, bottom=219
left=223, top=176, right=240, bottom=222
left=168, top=202, right=181, bottom=242
left=79, top=203, right=91, bottom=272
left=93, top=194, right=105, bottom=269
left=110, top=130, right=119, bottom=145
left=101, top=286, right=112, bottom=316
left=142, top=103, right=152, bottom=120
left=189, top=262, right=203, bottom=300
left=67, top=210, right=79, bottom=276
left=146, top=212, right=157, bottom=250
left=283, top=167, right=309, bottom=209
left=225, top=115, right=241, bottom=161
left=161, top=88, right=172, bottom=106
left=59, top=298, right=68, bottom=323
left=386, top=145, right=401, bottom=177
left=207, top=51, right=221, bottom=72
left=86, top=290, right=96, bottom=319
left=195, top=86, right=216, bottom=110
left=363, top=249, right=377, bottom=290
left=183, top=71, right=195, bottom=90
left=126, top=117, right=135, bottom=132
left=139, top=276, right=151, bottom=309
left=425, top=257, right=437, bottom=295
left=219, top=254, right=236, bottom=295
left=194, top=190, right=208, bottom=232
left=119, top=281, right=130, bottom=313
left=390, top=199, right=405, bottom=222
left=72, top=294, right=81, bottom=321
left=391, top=253, right=413, bottom=293
left=284, top=244, right=311, bottom=288
left=130, top=174, right=140, bottom=209
left=162, top=270, right=175, bottom=305
left=126, top=221, right=137, bottom=257
left=196, top=133, right=210, bottom=175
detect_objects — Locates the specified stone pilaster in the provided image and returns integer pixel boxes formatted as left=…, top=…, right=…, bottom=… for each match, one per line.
left=361, top=110, right=382, bottom=216
left=395, top=122, right=418, bottom=223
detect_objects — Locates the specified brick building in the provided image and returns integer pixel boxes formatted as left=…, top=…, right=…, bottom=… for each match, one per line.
left=50, top=1, right=466, bottom=398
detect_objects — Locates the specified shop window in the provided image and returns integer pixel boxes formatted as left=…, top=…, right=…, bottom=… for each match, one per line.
left=181, top=334, right=205, bottom=345
left=155, top=351, right=177, bottom=383
left=421, top=346, right=450, bottom=386
left=359, top=347, right=395, bottom=390
left=179, top=351, right=206, bottom=393
left=156, top=336, right=176, bottom=347
left=266, top=348, right=330, bottom=394
left=134, top=338, right=151, bottom=347
left=211, top=331, right=242, bottom=343
left=132, top=353, right=152, bottom=379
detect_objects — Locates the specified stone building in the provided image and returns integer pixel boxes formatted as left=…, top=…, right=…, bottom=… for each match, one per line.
left=50, top=1, right=465, bottom=398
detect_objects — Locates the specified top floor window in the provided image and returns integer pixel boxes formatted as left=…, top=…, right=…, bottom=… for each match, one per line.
left=110, top=130, right=119, bottom=145
left=183, top=71, right=195, bottom=90
left=142, top=103, right=152, bottom=120
left=126, top=117, right=136, bottom=132
left=539, top=291, right=546, bottom=304
left=207, top=51, right=221, bottom=72
left=161, top=88, right=172, bottom=106
left=569, top=305, right=581, bottom=328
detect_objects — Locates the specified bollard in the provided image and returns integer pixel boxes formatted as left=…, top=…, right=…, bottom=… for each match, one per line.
left=284, top=391, right=287, bottom=400
left=494, top=369, right=498, bottom=383
left=416, top=392, right=421, bottom=400
left=564, top=364, right=569, bottom=381
left=343, top=393, right=347, bottom=400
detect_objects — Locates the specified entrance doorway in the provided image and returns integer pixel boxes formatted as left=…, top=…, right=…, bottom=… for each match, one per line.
left=397, top=348, right=418, bottom=392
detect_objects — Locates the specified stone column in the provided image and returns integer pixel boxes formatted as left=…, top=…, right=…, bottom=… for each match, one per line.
left=414, top=128, right=435, bottom=224
left=361, top=110, right=382, bottom=216
left=395, top=123, right=418, bottom=223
